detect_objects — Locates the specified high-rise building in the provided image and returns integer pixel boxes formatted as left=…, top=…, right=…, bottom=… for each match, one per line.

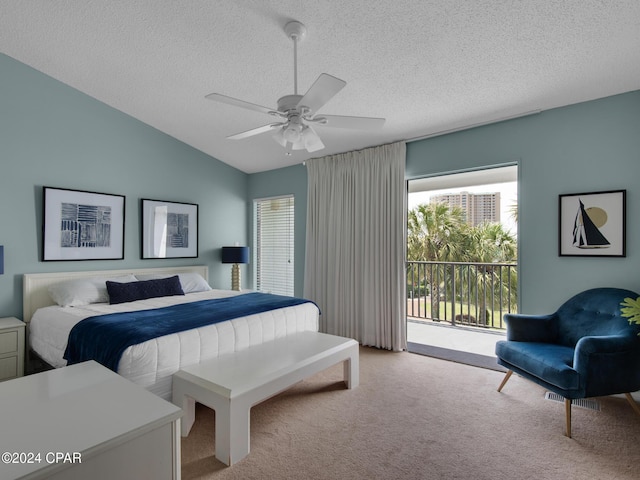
left=431, top=191, right=500, bottom=226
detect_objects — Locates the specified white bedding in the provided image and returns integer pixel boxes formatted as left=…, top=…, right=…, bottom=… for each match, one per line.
left=29, top=289, right=320, bottom=399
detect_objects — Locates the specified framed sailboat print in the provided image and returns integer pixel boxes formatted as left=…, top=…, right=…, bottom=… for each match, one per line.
left=559, top=189, right=626, bottom=257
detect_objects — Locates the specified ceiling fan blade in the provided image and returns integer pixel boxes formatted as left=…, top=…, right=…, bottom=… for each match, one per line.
left=205, top=93, right=281, bottom=116
left=297, top=73, right=346, bottom=113
left=302, top=126, right=325, bottom=152
left=228, top=123, right=284, bottom=140
left=314, top=114, right=385, bottom=130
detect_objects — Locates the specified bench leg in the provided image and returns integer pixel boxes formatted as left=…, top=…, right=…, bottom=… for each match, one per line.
left=181, top=396, right=196, bottom=436
left=215, top=399, right=251, bottom=466
left=344, top=347, right=359, bottom=389
left=172, top=377, right=196, bottom=437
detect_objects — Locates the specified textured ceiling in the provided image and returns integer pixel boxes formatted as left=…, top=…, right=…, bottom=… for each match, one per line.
left=2, top=1, right=640, bottom=173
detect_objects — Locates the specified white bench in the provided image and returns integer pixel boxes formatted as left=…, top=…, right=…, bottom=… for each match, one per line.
left=172, top=331, right=359, bottom=466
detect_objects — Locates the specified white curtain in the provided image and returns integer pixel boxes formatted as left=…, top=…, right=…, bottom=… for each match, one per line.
left=304, top=142, right=407, bottom=351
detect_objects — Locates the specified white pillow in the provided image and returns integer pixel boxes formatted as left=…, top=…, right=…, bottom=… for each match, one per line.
left=134, top=272, right=211, bottom=294
left=48, top=275, right=137, bottom=307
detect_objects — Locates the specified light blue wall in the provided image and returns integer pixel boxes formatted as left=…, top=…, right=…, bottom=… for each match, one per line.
left=0, top=54, right=249, bottom=318
left=251, top=91, right=640, bottom=313
left=4, top=49, right=637, bottom=318
left=247, top=164, right=307, bottom=297
left=407, top=91, right=639, bottom=312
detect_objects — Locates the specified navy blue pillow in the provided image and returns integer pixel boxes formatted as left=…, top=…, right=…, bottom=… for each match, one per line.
left=106, top=276, right=185, bottom=304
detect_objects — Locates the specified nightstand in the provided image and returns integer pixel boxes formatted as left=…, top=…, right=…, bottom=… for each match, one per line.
left=0, top=317, right=25, bottom=381
left=0, top=361, right=182, bottom=479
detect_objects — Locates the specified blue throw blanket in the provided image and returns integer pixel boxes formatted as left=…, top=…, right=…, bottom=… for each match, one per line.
left=63, top=292, right=316, bottom=371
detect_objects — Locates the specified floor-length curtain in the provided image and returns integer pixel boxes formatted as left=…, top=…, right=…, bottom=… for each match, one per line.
left=304, top=142, right=406, bottom=351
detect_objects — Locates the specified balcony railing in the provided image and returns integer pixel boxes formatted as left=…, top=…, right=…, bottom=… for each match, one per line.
left=406, top=261, right=517, bottom=330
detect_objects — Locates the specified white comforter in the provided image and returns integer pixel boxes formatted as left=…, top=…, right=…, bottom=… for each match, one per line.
left=29, top=290, right=320, bottom=399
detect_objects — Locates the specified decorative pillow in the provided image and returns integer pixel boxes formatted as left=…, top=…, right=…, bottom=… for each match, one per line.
left=48, top=275, right=137, bottom=307
left=134, top=272, right=212, bottom=293
left=106, top=275, right=185, bottom=304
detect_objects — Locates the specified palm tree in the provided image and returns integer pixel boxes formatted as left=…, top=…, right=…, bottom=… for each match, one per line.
left=407, top=203, right=468, bottom=320
left=508, top=200, right=518, bottom=224
left=407, top=202, right=467, bottom=262
left=458, top=222, right=518, bottom=325
left=463, top=222, right=517, bottom=263
left=407, top=203, right=518, bottom=325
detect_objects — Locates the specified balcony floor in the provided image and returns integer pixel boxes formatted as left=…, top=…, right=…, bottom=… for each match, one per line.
left=407, top=319, right=507, bottom=371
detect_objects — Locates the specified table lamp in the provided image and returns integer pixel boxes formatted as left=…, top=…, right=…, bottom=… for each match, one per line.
left=221, top=246, right=249, bottom=291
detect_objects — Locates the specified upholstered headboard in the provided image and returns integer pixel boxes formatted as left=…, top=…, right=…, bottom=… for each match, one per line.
left=22, top=265, right=209, bottom=323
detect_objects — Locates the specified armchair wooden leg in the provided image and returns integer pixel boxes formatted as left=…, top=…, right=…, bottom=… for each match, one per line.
left=624, top=393, right=640, bottom=416
left=497, top=370, right=513, bottom=392
left=565, top=399, right=572, bottom=438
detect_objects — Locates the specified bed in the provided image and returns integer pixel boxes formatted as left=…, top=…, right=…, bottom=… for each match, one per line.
left=23, top=265, right=320, bottom=400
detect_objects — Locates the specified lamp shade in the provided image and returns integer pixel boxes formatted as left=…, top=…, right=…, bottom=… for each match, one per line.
left=0, top=245, right=3, bottom=275
left=221, top=246, right=249, bottom=264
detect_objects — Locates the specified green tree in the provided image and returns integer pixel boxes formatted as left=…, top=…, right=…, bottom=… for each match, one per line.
left=462, top=222, right=517, bottom=263
left=407, top=203, right=518, bottom=325
left=407, top=202, right=468, bottom=262
left=407, top=203, right=469, bottom=318
left=462, top=223, right=517, bottom=324
left=509, top=200, right=518, bottom=224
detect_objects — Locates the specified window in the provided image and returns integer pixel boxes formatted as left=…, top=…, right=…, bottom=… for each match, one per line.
left=254, top=195, right=294, bottom=296
left=406, top=164, right=518, bottom=364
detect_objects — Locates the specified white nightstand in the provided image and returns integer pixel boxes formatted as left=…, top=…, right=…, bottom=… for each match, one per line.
left=0, top=317, right=25, bottom=381
left=0, top=361, right=182, bottom=480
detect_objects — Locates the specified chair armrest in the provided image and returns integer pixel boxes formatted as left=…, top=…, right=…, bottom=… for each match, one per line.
left=574, top=335, right=640, bottom=396
left=504, top=313, right=557, bottom=342
left=575, top=334, right=638, bottom=356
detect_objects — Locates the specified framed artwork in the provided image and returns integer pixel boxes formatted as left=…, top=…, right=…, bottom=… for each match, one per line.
left=43, top=187, right=125, bottom=261
left=559, top=189, right=626, bottom=257
left=141, top=199, right=198, bottom=259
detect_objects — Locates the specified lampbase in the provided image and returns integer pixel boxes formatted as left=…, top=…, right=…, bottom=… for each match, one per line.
left=231, top=263, right=241, bottom=291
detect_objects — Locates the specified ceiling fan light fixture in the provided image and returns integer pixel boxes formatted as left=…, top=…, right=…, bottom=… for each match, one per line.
left=282, top=123, right=303, bottom=143
left=273, top=125, right=312, bottom=152
left=272, top=128, right=287, bottom=147
left=302, top=126, right=325, bottom=152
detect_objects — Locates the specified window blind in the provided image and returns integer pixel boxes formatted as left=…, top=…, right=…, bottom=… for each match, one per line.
left=254, top=195, right=294, bottom=296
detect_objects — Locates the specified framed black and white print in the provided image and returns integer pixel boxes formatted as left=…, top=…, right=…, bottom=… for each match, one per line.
left=141, top=199, right=198, bottom=259
left=559, top=189, right=626, bottom=257
left=43, top=186, right=125, bottom=261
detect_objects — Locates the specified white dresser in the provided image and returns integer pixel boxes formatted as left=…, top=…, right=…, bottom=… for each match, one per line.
left=0, top=317, right=25, bottom=381
left=0, top=361, right=182, bottom=480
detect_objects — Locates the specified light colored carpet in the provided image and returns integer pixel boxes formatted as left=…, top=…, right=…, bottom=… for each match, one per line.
left=180, top=346, right=640, bottom=480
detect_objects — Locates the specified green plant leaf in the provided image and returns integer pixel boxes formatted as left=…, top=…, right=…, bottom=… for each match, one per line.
left=620, top=296, right=640, bottom=326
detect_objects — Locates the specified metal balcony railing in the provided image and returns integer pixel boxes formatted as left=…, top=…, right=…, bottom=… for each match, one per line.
left=406, top=261, right=517, bottom=330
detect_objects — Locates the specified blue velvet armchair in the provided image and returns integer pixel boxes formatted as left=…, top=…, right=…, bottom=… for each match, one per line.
left=495, top=287, right=640, bottom=437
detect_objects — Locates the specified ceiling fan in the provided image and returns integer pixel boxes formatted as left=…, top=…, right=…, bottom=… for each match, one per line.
left=205, top=21, right=385, bottom=154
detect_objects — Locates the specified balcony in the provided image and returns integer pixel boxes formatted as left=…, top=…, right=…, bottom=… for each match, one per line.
left=406, top=260, right=515, bottom=368
left=406, top=260, right=517, bottom=330
left=407, top=321, right=505, bottom=369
